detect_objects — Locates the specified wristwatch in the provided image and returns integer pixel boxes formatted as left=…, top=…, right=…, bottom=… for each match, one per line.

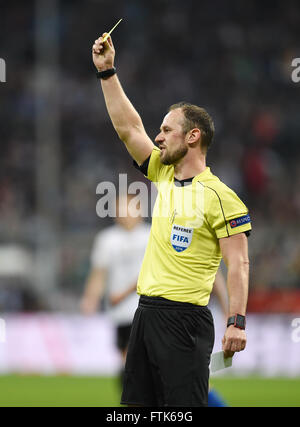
left=227, top=314, right=246, bottom=330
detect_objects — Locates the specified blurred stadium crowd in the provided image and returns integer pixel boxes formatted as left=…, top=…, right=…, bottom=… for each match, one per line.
left=0, top=0, right=300, bottom=311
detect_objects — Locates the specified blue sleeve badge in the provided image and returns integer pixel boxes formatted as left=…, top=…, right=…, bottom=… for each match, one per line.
left=229, top=214, right=251, bottom=228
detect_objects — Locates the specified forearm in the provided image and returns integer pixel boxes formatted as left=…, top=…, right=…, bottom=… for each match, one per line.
left=220, top=234, right=249, bottom=356
left=226, top=260, right=249, bottom=316
left=100, top=74, right=144, bottom=142
left=84, top=281, right=103, bottom=301
left=80, top=269, right=106, bottom=314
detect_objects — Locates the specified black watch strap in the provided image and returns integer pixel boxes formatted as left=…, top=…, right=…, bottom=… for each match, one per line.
left=96, top=66, right=116, bottom=80
left=227, top=314, right=246, bottom=330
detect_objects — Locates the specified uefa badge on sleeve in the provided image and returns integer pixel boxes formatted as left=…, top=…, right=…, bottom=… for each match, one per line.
left=229, top=214, right=251, bottom=229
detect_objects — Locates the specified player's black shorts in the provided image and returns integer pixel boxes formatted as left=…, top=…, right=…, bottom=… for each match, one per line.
left=116, top=323, right=132, bottom=352
left=121, top=295, right=215, bottom=407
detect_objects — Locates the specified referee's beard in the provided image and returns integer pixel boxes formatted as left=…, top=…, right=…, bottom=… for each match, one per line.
left=160, top=143, right=188, bottom=166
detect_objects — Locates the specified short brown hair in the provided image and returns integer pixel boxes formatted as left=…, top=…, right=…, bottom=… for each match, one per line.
left=168, top=102, right=215, bottom=153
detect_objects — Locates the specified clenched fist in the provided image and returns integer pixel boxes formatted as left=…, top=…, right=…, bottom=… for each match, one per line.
left=92, top=33, right=115, bottom=72
left=222, top=325, right=247, bottom=358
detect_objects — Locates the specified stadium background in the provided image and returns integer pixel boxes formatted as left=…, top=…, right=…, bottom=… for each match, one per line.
left=0, top=0, right=300, bottom=407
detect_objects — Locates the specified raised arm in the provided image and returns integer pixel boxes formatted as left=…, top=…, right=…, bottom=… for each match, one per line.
left=219, top=233, right=249, bottom=357
left=92, top=34, right=154, bottom=165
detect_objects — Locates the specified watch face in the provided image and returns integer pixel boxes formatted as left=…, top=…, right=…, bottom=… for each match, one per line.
left=227, top=315, right=246, bottom=329
left=236, top=314, right=246, bottom=329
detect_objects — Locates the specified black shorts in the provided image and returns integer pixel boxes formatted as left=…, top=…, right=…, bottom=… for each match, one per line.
left=116, top=323, right=132, bottom=352
left=121, top=295, right=215, bottom=407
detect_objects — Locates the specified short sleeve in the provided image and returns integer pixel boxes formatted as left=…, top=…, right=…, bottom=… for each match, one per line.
left=133, top=156, right=150, bottom=176
left=133, top=147, right=166, bottom=183
left=207, top=185, right=252, bottom=239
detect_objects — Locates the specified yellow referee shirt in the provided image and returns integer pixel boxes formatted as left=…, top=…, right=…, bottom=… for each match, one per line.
left=137, top=147, right=251, bottom=306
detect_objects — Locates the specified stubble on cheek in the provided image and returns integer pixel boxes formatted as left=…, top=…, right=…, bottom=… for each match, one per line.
left=161, top=144, right=188, bottom=165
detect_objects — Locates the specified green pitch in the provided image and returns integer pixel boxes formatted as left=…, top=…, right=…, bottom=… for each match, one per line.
left=0, top=375, right=299, bottom=407
left=210, top=377, right=300, bottom=407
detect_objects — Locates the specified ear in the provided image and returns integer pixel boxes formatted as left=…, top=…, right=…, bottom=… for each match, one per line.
left=187, top=128, right=201, bottom=145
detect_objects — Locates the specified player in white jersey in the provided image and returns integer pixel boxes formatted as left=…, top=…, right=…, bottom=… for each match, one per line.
left=80, top=195, right=151, bottom=382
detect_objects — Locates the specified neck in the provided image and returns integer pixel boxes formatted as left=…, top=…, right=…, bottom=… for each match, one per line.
left=174, top=152, right=206, bottom=180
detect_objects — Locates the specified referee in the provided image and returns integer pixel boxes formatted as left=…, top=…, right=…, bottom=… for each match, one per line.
left=92, top=34, right=251, bottom=407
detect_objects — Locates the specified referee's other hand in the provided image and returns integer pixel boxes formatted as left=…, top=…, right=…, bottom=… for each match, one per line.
left=222, top=325, right=247, bottom=358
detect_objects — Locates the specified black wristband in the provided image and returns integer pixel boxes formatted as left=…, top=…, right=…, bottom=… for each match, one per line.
left=96, top=67, right=116, bottom=80
left=227, top=314, right=246, bottom=330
